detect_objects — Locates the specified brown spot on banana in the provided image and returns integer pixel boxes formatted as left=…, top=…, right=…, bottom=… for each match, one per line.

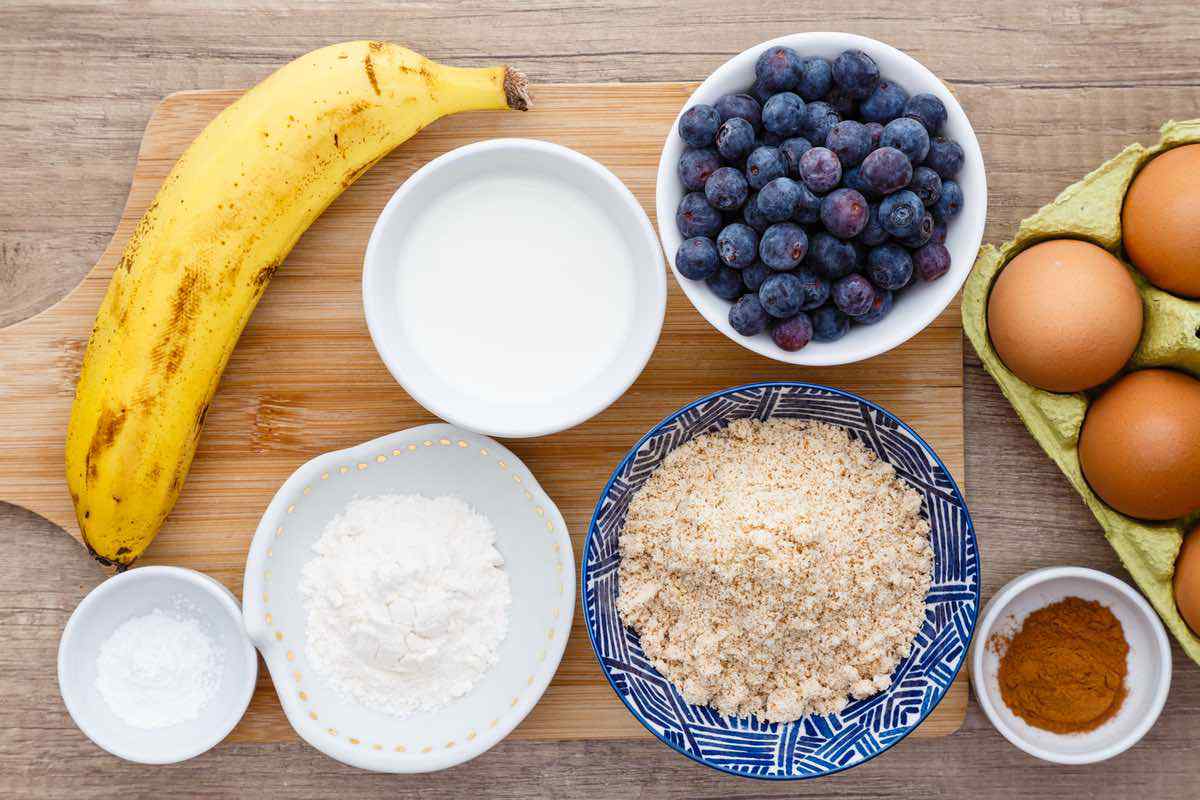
left=150, top=269, right=207, bottom=377
left=85, top=406, right=126, bottom=483
left=364, top=53, right=381, bottom=96
left=253, top=260, right=280, bottom=289
left=341, top=161, right=373, bottom=188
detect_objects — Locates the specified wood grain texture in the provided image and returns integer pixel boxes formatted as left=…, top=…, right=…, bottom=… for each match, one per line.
left=3, top=1, right=1200, bottom=798
left=0, top=84, right=967, bottom=743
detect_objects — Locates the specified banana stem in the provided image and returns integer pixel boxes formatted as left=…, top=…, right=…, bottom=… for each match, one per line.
left=504, top=68, right=531, bottom=111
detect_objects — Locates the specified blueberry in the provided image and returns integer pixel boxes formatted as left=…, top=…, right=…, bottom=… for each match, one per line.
left=855, top=203, right=889, bottom=246
left=717, top=223, right=759, bottom=269
left=678, top=104, right=720, bottom=147
left=825, top=86, right=857, bottom=118
left=924, top=137, right=965, bottom=179
left=677, top=147, right=721, bottom=191
left=842, top=165, right=877, bottom=198
left=825, top=120, right=872, bottom=167
left=704, top=166, right=748, bottom=211
left=866, top=243, right=913, bottom=290
left=856, top=289, right=893, bottom=324
left=706, top=266, right=745, bottom=300
left=676, top=192, right=723, bottom=238
left=729, top=294, right=770, bottom=335
left=762, top=92, right=806, bottom=137
left=801, top=101, right=840, bottom=144
left=820, top=188, right=869, bottom=239
left=714, top=93, right=763, bottom=131
left=913, top=242, right=952, bottom=281
left=904, top=93, right=947, bottom=134
left=859, top=80, right=909, bottom=123
left=896, top=212, right=934, bottom=248
left=860, top=147, right=913, bottom=195
left=749, top=78, right=774, bottom=105
left=741, top=191, right=771, bottom=232
left=760, top=130, right=785, bottom=146
left=757, top=177, right=803, bottom=222
left=675, top=236, right=720, bottom=280
left=832, top=49, right=880, bottom=99
left=755, top=46, right=801, bottom=92
left=807, top=113, right=840, bottom=148
left=878, top=189, right=925, bottom=238
left=881, top=117, right=930, bottom=164
left=934, top=179, right=963, bottom=221
left=788, top=56, right=828, bottom=100
left=771, top=313, right=814, bottom=351
left=851, top=239, right=870, bottom=269
left=907, top=166, right=942, bottom=207
left=864, top=121, right=884, bottom=149
left=759, top=222, right=809, bottom=271
left=759, top=272, right=806, bottom=318
left=791, top=181, right=823, bottom=224
left=716, top=117, right=758, bottom=162
left=745, top=146, right=787, bottom=190
left=832, top=273, right=876, bottom=316
left=800, top=100, right=833, bottom=126
left=799, top=147, right=842, bottom=194
left=794, top=267, right=831, bottom=310
left=807, top=232, right=858, bottom=280
left=779, top=137, right=813, bottom=177
left=930, top=220, right=948, bottom=244
left=742, top=261, right=771, bottom=291
left=811, top=304, right=850, bottom=342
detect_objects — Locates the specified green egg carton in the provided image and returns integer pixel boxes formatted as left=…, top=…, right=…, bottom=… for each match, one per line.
left=963, top=119, right=1200, bottom=663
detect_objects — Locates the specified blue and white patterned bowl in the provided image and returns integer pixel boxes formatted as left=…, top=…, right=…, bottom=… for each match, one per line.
left=582, top=383, right=980, bottom=780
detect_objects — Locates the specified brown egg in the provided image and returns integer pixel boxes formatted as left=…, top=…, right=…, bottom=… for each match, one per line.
left=1122, top=144, right=1200, bottom=298
left=1078, top=369, right=1200, bottom=520
left=1176, top=525, right=1200, bottom=635
left=987, top=239, right=1143, bottom=392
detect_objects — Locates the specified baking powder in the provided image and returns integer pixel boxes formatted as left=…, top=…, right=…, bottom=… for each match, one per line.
left=94, top=607, right=222, bottom=729
left=300, top=494, right=511, bottom=716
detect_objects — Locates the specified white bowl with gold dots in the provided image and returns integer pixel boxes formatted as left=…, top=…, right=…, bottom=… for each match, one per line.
left=242, top=423, right=574, bottom=772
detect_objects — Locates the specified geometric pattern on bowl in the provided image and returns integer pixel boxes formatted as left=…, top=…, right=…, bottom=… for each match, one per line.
left=582, top=382, right=980, bottom=779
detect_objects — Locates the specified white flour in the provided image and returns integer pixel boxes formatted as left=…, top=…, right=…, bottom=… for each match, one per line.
left=300, top=494, right=511, bottom=716
left=95, top=607, right=221, bottom=729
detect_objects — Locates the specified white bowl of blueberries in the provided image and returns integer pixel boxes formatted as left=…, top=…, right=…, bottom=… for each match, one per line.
left=656, top=32, right=986, bottom=364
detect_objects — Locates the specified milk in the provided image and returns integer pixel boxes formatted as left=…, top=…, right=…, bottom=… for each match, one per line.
left=395, top=171, right=638, bottom=405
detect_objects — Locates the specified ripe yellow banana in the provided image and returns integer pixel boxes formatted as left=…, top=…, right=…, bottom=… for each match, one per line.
left=66, top=41, right=530, bottom=566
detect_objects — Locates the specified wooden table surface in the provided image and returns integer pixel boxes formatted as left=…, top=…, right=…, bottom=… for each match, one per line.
left=2, top=2, right=1198, bottom=797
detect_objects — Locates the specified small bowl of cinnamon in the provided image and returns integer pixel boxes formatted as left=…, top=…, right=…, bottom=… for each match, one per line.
left=971, top=566, right=1171, bottom=764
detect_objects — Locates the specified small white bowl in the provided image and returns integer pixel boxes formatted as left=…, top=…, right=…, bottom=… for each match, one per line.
left=58, top=566, right=257, bottom=764
left=970, top=566, right=1171, bottom=764
left=655, top=32, right=987, bottom=365
left=242, top=423, right=574, bottom=772
left=363, top=138, right=666, bottom=438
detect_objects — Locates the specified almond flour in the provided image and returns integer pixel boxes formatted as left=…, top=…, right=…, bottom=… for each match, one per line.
left=616, top=418, right=932, bottom=722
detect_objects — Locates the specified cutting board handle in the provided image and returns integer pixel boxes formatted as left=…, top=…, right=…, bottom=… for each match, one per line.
left=0, top=92, right=201, bottom=542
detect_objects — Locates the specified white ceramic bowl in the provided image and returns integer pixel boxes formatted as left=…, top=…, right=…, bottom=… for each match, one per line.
left=970, top=567, right=1171, bottom=764
left=58, top=566, right=257, bottom=764
left=655, top=32, right=987, bottom=365
left=242, top=423, right=574, bottom=772
left=363, top=138, right=666, bottom=438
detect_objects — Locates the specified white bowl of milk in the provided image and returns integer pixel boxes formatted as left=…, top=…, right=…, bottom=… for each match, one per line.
left=363, top=138, right=666, bottom=438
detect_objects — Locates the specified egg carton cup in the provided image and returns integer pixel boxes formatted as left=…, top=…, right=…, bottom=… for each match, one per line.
left=963, top=118, right=1200, bottom=664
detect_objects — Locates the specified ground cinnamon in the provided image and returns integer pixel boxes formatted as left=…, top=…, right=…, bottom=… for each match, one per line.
left=991, top=596, right=1129, bottom=734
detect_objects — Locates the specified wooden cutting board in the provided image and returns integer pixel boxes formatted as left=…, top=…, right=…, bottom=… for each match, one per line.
left=0, top=84, right=967, bottom=742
